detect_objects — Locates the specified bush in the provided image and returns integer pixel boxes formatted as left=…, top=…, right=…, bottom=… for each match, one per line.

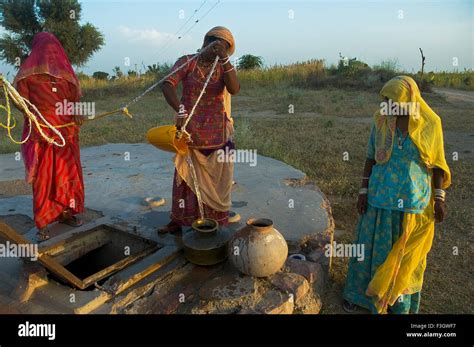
left=237, top=54, right=264, bottom=70
left=336, top=59, right=371, bottom=77
left=92, top=71, right=109, bottom=80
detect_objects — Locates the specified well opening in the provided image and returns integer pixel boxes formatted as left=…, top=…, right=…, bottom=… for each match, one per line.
left=42, top=224, right=161, bottom=290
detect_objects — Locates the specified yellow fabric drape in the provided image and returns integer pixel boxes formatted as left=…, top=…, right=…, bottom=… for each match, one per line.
left=367, top=75, right=451, bottom=313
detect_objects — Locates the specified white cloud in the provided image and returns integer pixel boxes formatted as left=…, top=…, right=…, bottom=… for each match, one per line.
left=118, top=25, right=191, bottom=47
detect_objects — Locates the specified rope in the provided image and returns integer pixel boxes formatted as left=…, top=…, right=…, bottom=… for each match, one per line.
left=122, top=52, right=203, bottom=109
left=0, top=43, right=216, bottom=150
left=39, top=107, right=133, bottom=128
left=180, top=55, right=220, bottom=140
left=179, top=55, right=220, bottom=220
left=0, top=76, right=66, bottom=146
left=186, top=156, right=205, bottom=220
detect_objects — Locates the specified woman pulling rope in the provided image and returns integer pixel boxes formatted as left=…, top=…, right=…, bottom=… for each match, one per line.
left=157, top=26, right=240, bottom=234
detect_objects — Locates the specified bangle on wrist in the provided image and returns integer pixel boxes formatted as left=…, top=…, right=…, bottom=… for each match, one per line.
left=224, top=66, right=235, bottom=74
left=176, top=110, right=188, bottom=118
left=359, top=188, right=368, bottom=195
left=220, top=57, right=231, bottom=65
left=434, top=188, right=446, bottom=202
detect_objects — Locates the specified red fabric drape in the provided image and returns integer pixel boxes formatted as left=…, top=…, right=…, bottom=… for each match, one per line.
left=15, top=32, right=84, bottom=229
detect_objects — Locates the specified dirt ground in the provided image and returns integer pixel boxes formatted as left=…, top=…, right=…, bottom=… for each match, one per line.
left=0, top=86, right=472, bottom=314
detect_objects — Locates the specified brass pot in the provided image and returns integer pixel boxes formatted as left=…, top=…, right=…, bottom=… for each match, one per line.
left=182, top=218, right=231, bottom=266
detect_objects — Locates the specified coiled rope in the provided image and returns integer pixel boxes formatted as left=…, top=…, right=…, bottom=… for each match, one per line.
left=0, top=77, right=66, bottom=146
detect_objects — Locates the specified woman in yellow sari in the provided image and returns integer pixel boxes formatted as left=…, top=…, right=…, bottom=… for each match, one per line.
left=343, top=76, right=451, bottom=314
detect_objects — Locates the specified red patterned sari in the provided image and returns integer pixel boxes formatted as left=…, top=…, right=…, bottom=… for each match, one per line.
left=165, top=54, right=234, bottom=226
left=14, top=32, right=84, bottom=229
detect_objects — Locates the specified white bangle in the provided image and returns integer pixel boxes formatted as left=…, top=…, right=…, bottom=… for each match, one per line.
left=359, top=188, right=368, bottom=195
left=220, top=57, right=231, bottom=65
left=224, top=66, right=235, bottom=74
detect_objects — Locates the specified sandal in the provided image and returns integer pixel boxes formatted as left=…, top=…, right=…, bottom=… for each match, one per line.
left=36, top=228, right=51, bottom=243
left=228, top=211, right=241, bottom=224
left=157, top=221, right=182, bottom=234
left=59, top=211, right=83, bottom=227
left=342, top=299, right=358, bottom=313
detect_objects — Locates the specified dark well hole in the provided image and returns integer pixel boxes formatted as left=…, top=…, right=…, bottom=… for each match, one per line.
left=47, top=226, right=158, bottom=290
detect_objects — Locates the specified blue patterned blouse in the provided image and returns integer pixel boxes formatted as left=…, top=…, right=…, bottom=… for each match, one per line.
left=367, top=125, right=431, bottom=214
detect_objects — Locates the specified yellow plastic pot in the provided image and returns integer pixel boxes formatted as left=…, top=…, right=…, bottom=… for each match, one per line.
left=146, top=125, right=188, bottom=156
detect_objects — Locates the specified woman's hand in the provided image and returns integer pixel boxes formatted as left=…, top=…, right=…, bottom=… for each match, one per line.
left=434, top=200, right=447, bottom=223
left=357, top=194, right=368, bottom=215
left=176, top=117, right=185, bottom=130
left=175, top=109, right=188, bottom=130
left=208, top=40, right=228, bottom=59
left=214, top=41, right=228, bottom=59
left=73, top=115, right=85, bottom=126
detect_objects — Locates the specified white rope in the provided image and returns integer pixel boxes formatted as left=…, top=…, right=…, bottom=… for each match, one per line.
left=186, top=156, right=205, bottom=219
left=181, top=55, right=220, bottom=138
left=123, top=41, right=219, bottom=109
left=1, top=76, right=66, bottom=147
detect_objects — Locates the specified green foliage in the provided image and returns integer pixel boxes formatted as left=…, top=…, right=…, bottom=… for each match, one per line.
left=237, top=54, right=264, bottom=70
left=373, top=59, right=399, bottom=74
left=145, top=62, right=172, bottom=78
left=92, top=71, right=108, bottom=80
left=426, top=70, right=474, bottom=90
left=0, top=0, right=104, bottom=67
left=336, top=58, right=371, bottom=77
left=113, top=66, right=123, bottom=79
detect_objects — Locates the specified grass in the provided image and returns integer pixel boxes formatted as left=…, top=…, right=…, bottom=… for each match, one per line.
left=0, top=62, right=473, bottom=314
left=427, top=70, right=474, bottom=91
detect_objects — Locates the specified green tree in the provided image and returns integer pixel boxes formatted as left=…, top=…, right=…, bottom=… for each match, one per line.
left=237, top=54, right=263, bottom=70
left=0, top=0, right=104, bottom=67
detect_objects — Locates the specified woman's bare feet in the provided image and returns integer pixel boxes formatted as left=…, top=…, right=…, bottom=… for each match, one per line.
left=157, top=221, right=182, bottom=234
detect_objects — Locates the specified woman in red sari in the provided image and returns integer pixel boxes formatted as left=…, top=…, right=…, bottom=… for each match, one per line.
left=158, top=26, right=240, bottom=233
left=13, top=32, right=85, bottom=241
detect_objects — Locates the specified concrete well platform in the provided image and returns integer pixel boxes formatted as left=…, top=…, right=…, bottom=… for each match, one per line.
left=0, top=143, right=334, bottom=314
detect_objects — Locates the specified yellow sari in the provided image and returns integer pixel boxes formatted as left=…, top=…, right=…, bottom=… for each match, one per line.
left=366, top=76, right=451, bottom=313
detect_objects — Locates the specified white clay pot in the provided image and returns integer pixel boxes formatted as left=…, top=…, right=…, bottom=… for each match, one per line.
left=228, top=218, right=288, bottom=277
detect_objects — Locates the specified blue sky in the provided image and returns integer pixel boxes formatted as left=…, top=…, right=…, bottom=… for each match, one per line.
left=1, top=0, right=473, bottom=77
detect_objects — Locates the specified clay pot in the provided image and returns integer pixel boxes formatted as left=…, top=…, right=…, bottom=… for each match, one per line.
left=228, top=218, right=288, bottom=277
left=182, top=218, right=231, bottom=266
